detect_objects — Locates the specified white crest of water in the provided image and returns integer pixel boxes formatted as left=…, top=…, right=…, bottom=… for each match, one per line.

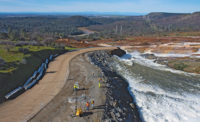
left=113, top=60, right=200, bottom=122
left=120, top=51, right=200, bottom=76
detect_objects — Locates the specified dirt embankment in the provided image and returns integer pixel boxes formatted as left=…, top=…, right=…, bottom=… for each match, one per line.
left=30, top=53, right=107, bottom=122
left=30, top=50, right=141, bottom=122
left=0, top=47, right=116, bottom=122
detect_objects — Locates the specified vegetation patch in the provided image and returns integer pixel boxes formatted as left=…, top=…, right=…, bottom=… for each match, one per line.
left=173, top=62, right=188, bottom=71
left=0, top=44, right=72, bottom=103
left=0, top=45, right=72, bottom=73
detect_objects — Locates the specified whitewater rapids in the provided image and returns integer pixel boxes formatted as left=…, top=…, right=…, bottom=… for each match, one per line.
left=110, top=51, right=200, bottom=122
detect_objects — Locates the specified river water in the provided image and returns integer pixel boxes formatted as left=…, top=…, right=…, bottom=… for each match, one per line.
left=110, top=51, right=200, bottom=122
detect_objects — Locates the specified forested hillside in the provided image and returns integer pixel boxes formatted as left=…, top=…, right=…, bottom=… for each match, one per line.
left=89, top=12, right=200, bottom=38
left=0, top=16, right=97, bottom=41
left=0, top=12, right=200, bottom=42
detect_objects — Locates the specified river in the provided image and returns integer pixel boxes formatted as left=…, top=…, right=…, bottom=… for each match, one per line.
left=110, top=51, right=200, bottom=122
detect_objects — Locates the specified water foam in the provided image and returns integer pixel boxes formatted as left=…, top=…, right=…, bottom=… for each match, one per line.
left=120, top=51, right=200, bottom=76
left=113, top=61, right=200, bottom=122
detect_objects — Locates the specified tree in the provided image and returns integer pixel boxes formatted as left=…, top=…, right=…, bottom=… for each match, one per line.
left=0, top=33, right=8, bottom=39
left=8, top=30, right=20, bottom=41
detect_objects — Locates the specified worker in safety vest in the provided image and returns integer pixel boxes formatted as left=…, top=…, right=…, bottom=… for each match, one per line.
left=98, top=78, right=103, bottom=88
left=74, top=84, right=77, bottom=91
left=91, top=100, right=94, bottom=109
left=86, top=101, right=90, bottom=111
left=98, top=81, right=101, bottom=88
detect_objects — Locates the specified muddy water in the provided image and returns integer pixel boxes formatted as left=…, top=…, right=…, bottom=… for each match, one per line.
left=110, top=52, right=200, bottom=122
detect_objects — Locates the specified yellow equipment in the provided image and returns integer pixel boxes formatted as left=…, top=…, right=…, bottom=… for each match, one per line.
left=76, top=108, right=83, bottom=117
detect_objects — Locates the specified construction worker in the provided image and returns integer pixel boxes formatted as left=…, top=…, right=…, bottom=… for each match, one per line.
left=86, top=101, right=90, bottom=111
left=74, top=84, right=77, bottom=91
left=74, top=82, right=79, bottom=91
left=91, top=100, right=94, bottom=109
left=98, top=81, right=101, bottom=88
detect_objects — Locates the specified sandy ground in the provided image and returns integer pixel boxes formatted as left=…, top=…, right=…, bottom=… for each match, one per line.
left=30, top=53, right=107, bottom=122
left=0, top=47, right=116, bottom=122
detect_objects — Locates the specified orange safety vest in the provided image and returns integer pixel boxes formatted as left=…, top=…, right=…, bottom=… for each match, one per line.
left=86, top=102, right=90, bottom=107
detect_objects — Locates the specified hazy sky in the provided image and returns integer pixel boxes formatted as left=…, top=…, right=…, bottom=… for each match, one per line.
left=0, top=0, right=200, bottom=13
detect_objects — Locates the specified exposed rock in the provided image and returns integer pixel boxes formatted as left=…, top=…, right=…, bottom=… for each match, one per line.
left=118, top=118, right=123, bottom=121
left=104, top=119, right=112, bottom=122
left=154, top=58, right=169, bottom=65
left=112, top=101, right=117, bottom=107
left=130, top=103, right=135, bottom=109
left=110, top=111, right=116, bottom=120
left=141, top=53, right=157, bottom=59
left=110, top=47, right=126, bottom=57
left=89, top=51, right=142, bottom=122
left=116, top=107, right=122, bottom=113
left=116, top=112, right=120, bottom=118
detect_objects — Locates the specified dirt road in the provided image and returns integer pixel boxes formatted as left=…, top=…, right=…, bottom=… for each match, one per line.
left=0, top=47, right=116, bottom=122
left=30, top=53, right=107, bottom=122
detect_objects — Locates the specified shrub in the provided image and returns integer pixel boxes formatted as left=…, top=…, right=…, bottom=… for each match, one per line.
left=15, top=41, right=43, bottom=46
left=173, top=63, right=188, bottom=71
left=18, top=48, right=30, bottom=54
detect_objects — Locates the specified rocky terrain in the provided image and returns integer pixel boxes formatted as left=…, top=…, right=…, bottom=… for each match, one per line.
left=89, top=50, right=141, bottom=121
left=29, top=49, right=141, bottom=122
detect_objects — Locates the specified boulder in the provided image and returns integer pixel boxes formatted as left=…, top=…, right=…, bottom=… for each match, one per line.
left=110, top=47, right=126, bottom=57
left=141, top=54, right=156, bottom=59
left=130, top=103, right=135, bottom=109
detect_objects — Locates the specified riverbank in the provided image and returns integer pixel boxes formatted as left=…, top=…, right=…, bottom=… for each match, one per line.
left=89, top=51, right=141, bottom=121
left=109, top=49, right=200, bottom=121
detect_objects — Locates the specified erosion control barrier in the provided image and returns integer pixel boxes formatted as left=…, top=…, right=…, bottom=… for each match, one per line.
left=5, top=54, right=57, bottom=99
left=5, top=87, right=24, bottom=99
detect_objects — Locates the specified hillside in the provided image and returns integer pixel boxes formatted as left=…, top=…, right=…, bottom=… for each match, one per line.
left=88, top=12, right=200, bottom=38
left=0, top=16, right=97, bottom=41
left=0, top=12, right=200, bottom=42
left=145, top=12, right=200, bottom=32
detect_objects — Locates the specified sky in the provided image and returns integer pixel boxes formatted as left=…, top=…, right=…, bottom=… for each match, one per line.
left=0, top=0, right=200, bottom=13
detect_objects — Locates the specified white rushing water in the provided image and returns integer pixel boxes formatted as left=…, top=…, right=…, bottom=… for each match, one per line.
left=121, top=51, right=199, bottom=76
left=112, top=51, right=200, bottom=122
